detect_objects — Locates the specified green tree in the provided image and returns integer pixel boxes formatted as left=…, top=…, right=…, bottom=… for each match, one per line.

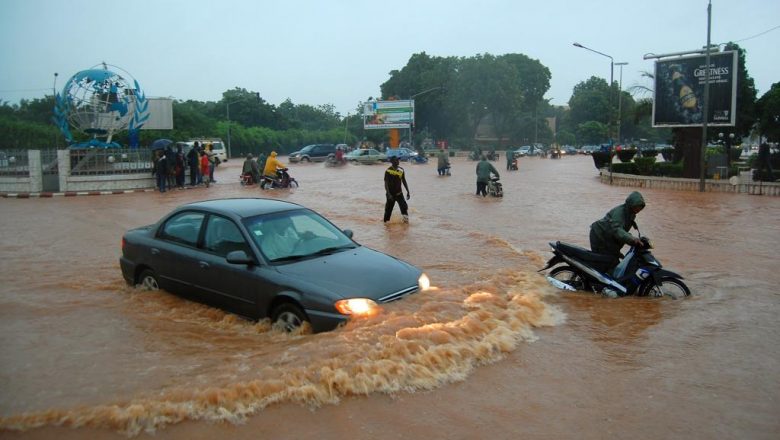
left=756, top=82, right=780, bottom=142
left=577, top=121, right=608, bottom=145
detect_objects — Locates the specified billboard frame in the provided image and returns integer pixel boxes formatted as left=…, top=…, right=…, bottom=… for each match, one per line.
left=652, top=50, right=737, bottom=128
left=363, top=100, right=414, bottom=130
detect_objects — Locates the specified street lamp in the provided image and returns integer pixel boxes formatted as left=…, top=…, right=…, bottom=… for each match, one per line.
left=408, top=86, right=445, bottom=145
left=719, top=131, right=735, bottom=169
left=226, top=92, right=260, bottom=159
left=615, top=62, right=628, bottom=146
left=574, top=42, right=615, bottom=183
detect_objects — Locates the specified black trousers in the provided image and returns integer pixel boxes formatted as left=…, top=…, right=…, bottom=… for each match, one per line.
left=476, top=181, right=488, bottom=196
left=384, top=193, right=408, bottom=222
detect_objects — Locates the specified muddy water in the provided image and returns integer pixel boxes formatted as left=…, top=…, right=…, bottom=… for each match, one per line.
left=1, top=155, right=778, bottom=439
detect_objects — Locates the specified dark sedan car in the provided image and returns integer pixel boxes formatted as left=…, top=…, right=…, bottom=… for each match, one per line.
left=120, top=198, right=430, bottom=332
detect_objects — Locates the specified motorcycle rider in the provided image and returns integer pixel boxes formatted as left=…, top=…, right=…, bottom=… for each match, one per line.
left=589, top=191, right=646, bottom=296
left=475, top=155, right=500, bottom=196
left=242, top=153, right=261, bottom=184
left=263, top=151, right=286, bottom=179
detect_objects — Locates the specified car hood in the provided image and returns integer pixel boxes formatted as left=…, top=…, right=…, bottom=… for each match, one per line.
left=274, top=246, right=421, bottom=300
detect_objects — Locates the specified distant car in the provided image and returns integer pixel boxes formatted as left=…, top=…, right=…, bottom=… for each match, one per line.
left=513, top=146, right=532, bottom=157
left=563, top=146, right=578, bottom=155
left=120, top=198, right=430, bottom=333
left=289, top=144, right=337, bottom=163
left=345, top=148, right=387, bottom=164
left=580, top=145, right=598, bottom=155
left=385, top=147, right=418, bottom=162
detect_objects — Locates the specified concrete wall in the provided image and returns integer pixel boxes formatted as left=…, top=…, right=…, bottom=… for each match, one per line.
left=599, top=169, right=780, bottom=196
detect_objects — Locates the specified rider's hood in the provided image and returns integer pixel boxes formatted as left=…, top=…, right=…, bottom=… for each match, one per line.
left=625, top=191, right=645, bottom=210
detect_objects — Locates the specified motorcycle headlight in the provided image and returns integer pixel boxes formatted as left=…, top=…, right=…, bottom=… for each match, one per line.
left=334, top=298, right=380, bottom=316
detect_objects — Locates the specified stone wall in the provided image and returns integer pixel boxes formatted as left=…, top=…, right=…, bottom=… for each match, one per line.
left=599, top=169, right=780, bottom=196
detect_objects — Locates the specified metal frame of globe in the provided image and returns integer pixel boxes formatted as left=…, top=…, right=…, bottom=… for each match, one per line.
left=54, top=62, right=149, bottom=147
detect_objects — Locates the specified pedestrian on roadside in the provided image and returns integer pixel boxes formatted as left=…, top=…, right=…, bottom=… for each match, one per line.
left=200, top=149, right=211, bottom=188
left=186, top=142, right=200, bottom=186
left=475, top=155, right=499, bottom=196
left=206, top=143, right=217, bottom=183
left=174, top=144, right=185, bottom=189
left=152, top=149, right=169, bottom=193
left=384, top=156, right=411, bottom=223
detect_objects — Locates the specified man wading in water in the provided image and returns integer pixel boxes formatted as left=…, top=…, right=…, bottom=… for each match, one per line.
left=384, top=156, right=411, bottom=223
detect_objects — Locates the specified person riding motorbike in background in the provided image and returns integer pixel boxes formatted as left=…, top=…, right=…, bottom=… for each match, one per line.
left=589, top=191, right=646, bottom=270
left=263, top=151, right=286, bottom=178
left=242, top=153, right=261, bottom=184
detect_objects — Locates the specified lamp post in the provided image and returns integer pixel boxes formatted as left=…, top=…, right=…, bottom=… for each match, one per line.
left=408, top=86, right=445, bottom=145
left=226, top=92, right=261, bottom=159
left=719, top=131, right=735, bottom=170
left=574, top=42, right=615, bottom=183
left=615, top=62, right=628, bottom=146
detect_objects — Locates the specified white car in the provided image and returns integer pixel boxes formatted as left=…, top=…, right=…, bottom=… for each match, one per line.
left=345, top=148, right=387, bottom=164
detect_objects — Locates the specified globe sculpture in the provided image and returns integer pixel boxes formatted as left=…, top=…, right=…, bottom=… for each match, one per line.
left=54, top=63, right=149, bottom=147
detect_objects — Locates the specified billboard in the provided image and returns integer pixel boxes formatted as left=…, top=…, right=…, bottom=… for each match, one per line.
left=363, top=100, right=414, bottom=129
left=653, top=51, right=737, bottom=127
left=140, top=97, right=174, bottom=130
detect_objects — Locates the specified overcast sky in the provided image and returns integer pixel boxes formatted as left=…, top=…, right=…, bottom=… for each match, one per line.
left=1, top=0, right=777, bottom=116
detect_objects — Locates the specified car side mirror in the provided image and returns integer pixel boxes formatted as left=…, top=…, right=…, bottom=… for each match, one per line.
left=342, top=229, right=354, bottom=239
left=226, top=250, right=255, bottom=265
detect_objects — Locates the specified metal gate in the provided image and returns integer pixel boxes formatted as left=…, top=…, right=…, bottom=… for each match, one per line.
left=41, top=149, right=60, bottom=192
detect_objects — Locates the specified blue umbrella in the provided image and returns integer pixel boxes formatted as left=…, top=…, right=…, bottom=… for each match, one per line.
left=151, top=139, right=174, bottom=150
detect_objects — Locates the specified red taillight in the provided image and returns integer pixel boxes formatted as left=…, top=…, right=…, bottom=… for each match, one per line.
left=121, top=237, right=126, bottom=252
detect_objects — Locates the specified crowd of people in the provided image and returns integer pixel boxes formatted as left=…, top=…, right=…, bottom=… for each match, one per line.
left=152, top=141, right=219, bottom=193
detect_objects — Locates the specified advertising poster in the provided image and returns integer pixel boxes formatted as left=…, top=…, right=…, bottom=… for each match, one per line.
left=653, top=51, right=737, bottom=127
left=363, top=100, right=414, bottom=129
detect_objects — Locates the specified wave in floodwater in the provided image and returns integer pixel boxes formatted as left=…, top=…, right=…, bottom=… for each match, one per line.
left=0, top=268, right=563, bottom=436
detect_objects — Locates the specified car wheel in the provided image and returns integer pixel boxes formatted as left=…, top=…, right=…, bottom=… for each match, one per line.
left=271, top=302, right=309, bottom=332
left=138, top=269, right=160, bottom=290
left=302, top=157, right=310, bottom=162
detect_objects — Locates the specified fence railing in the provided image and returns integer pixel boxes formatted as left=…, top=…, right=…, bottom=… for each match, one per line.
left=0, top=149, right=31, bottom=176
left=68, top=148, right=154, bottom=176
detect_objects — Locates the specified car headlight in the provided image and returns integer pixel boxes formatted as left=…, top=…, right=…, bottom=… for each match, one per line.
left=334, top=298, right=380, bottom=316
left=418, top=273, right=431, bottom=291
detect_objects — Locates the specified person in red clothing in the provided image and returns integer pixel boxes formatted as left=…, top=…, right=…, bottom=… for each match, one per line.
left=199, top=148, right=211, bottom=188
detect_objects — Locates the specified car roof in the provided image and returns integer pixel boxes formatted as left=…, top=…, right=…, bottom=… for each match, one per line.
left=178, top=198, right=302, bottom=219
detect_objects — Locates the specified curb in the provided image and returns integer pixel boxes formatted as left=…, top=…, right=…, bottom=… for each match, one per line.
left=1, top=188, right=156, bottom=199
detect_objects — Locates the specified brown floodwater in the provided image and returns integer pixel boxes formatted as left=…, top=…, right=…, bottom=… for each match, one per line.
left=1, top=154, right=778, bottom=439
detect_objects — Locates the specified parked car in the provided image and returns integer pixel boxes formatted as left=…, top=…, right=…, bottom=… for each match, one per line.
left=579, top=145, right=599, bottom=155
left=384, top=147, right=418, bottom=162
left=563, top=146, right=578, bottom=155
left=345, top=148, right=387, bottom=164
left=288, top=144, right=337, bottom=163
left=120, top=198, right=431, bottom=333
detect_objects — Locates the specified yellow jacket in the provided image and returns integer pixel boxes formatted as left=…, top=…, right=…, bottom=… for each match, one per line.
left=263, top=154, right=285, bottom=176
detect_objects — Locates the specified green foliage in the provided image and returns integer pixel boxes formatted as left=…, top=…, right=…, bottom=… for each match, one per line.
left=616, top=148, right=637, bottom=163
left=633, top=156, right=656, bottom=175
left=577, top=121, right=608, bottom=144
left=555, top=130, right=576, bottom=146
left=756, top=82, right=780, bottom=142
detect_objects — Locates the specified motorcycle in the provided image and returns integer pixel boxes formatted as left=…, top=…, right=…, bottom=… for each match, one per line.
left=540, top=230, right=690, bottom=299
left=487, top=177, right=503, bottom=197
left=260, top=168, right=299, bottom=189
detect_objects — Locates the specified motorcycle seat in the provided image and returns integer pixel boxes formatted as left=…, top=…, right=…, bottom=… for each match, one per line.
left=556, top=241, right=615, bottom=266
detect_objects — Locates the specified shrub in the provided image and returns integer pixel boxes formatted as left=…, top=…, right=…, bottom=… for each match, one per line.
left=611, top=162, right=638, bottom=174
left=616, top=148, right=637, bottom=163
left=592, top=151, right=612, bottom=169
left=634, top=157, right=657, bottom=175
left=654, top=162, right=684, bottom=177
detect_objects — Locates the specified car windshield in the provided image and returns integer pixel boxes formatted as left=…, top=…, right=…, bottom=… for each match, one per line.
left=243, top=208, right=356, bottom=263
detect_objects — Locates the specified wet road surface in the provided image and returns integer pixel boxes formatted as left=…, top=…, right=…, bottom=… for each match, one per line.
left=1, top=154, right=778, bottom=439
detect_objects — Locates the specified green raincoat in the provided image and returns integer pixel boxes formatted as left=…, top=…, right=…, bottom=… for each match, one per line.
left=589, top=191, right=645, bottom=257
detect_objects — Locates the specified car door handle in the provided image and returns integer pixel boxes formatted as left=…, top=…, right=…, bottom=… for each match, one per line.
left=199, top=261, right=210, bottom=269
left=150, top=248, right=160, bottom=255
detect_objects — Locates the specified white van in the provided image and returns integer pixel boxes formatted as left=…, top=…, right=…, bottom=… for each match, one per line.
left=177, top=139, right=228, bottom=163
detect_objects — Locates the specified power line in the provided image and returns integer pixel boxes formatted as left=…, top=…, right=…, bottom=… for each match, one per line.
left=729, top=24, right=780, bottom=44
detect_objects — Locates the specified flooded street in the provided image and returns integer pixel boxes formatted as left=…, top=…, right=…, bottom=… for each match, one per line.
left=1, top=154, right=778, bottom=439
